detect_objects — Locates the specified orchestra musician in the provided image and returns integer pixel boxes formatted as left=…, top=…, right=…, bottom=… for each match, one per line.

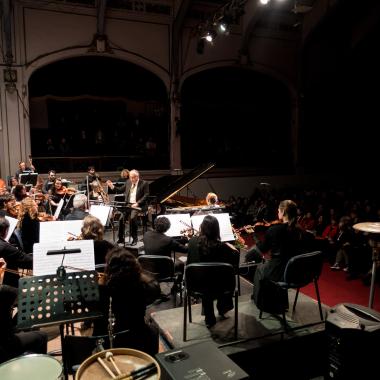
left=107, top=169, right=149, bottom=246
left=79, top=215, right=115, bottom=266
left=81, top=165, right=101, bottom=193
left=12, top=184, right=27, bottom=202
left=17, top=197, right=40, bottom=254
left=65, top=193, right=89, bottom=221
left=244, top=200, right=315, bottom=311
left=14, top=158, right=35, bottom=180
left=92, top=247, right=160, bottom=355
left=89, top=180, right=109, bottom=204
left=0, top=217, right=32, bottom=288
left=143, top=216, right=188, bottom=285
left=8, top=177, right=19, bottom=194
left=48, top=178, right=67, bottom=215
left=42, top=170, right=56, bottom=194
left=186, top=214, right=239, bottom=328
left=0, top=262, right=48, bottom=364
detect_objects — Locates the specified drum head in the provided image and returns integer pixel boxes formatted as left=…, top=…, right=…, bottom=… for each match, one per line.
left=0, top=354, right=63, bottom=380
left=75, top=348, right=160, bottom=380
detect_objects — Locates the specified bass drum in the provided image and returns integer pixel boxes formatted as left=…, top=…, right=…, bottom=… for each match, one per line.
left=0, top=354, right=63, bottom=380
left=75, top=348, right=160, bottom=380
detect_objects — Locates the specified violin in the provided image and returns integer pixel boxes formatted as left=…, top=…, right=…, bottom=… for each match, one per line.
left=38, top=212, right=56, bottom=222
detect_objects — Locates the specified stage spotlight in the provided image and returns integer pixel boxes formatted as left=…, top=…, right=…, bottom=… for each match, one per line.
left=204, top=29, right=217, bottom=43
left=219, top=23, right=227, bottom=33
left=260, top=0, right=270, bottom=5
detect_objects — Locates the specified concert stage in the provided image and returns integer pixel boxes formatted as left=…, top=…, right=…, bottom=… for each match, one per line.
left=151, top=290, right=328, bottom=379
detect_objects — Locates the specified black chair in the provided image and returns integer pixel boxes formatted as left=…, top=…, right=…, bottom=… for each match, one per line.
left=138, top=255, right=181, bottom=306
left=259, top=250, right=324, bottom=325
left=183, top=262, right=238, bottom=341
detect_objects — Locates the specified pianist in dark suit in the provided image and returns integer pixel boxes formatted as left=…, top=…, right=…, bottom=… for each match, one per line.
left=107, top=169, right=149, bottom=245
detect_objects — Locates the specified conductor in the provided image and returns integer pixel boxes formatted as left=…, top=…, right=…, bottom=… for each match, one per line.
left=107, top=169, right=149, bottom=245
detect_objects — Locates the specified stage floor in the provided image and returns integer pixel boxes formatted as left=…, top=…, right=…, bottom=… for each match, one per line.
left=151, top=289, right=328, bottom=379
left=150, top=290, right=327, bottom=350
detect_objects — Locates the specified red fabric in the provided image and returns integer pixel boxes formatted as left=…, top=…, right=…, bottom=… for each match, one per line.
left=301, top=262, right=380, bottom=312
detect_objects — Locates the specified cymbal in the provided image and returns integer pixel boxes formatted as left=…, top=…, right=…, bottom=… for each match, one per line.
left=353, top=222, right=380, bottom=234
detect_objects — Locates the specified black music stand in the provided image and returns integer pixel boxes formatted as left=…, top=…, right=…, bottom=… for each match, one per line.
left=17, top=270, right=102, bottom=379
left=19, top=172, right=38, bottom=186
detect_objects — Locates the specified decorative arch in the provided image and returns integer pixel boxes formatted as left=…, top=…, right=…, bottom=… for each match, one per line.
left=24, top=48, right=170, bottom=90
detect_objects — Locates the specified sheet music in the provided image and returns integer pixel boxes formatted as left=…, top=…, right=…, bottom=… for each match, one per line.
left=158, top=213, right=192, bottom=237
left=191, top=213, right=235, bottom=242
left=54, top=198, right=64, bottom=219
left=39, top=220, right=83, bottom=242
left=33, top=240, right=95, bottom=276
left=89, top=205, right=112, bottom=226
left=4, top=215, right=18, bottom=242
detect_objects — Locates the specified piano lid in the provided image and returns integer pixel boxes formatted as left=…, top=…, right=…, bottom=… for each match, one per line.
left=148, top=162, right=215, bottom=204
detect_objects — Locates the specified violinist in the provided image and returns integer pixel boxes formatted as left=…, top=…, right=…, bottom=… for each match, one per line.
left=8, top=177, right=18, bottom=194
left=12, top=184, right=27, bottom=202
left=18, top=197, right=40, bottom=254
left=0, top=217, right=32, bottom=288
left=245, top=200, right=315, bottom=310
left=1, top=195, right=19, bottom=219
left=42, top=170, right=56, bottom=194
left=65, top=194, right=89, bottom=221
left=143, top=216, right=187, bottom=284
left=89, top=180, right=109, bottom=204
left=48, top=178, right=67, bottom=214
left=80, top=215, right=115, bottom=266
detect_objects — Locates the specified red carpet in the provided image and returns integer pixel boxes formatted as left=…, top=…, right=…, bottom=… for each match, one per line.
left=301, top=262, right=380, bottom=312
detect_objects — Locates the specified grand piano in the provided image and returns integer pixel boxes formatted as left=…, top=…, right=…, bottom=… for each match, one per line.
left=148, top=162, right=224, bottom=214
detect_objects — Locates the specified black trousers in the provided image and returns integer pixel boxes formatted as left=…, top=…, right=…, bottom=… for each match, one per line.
left=118, top=209, right=139, bottom=241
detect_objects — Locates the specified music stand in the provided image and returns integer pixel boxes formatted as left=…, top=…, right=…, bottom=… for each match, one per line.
left=17, top=270, right=102, bottom=379
left=19, top=172, right=38, bottom=186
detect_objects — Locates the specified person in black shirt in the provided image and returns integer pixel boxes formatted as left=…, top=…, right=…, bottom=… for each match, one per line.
left=187, top=215, right=239, bottom=328
left=245, top=199, right=314, bottom=310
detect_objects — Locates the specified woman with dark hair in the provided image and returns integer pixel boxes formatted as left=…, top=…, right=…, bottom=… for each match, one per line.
left=187, top=215, right=239, bottom=328
left=92, top=247, right=160, bottom=355
left=245, top=200, right=314, bottom=309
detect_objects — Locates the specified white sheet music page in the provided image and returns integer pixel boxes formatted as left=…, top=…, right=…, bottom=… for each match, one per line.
left=4, top=216, right=18, bottom=242
left=191, top=213, right=234, bottom=242
left=33, top=240, right=95, bottom=276
left=39, top=220, right=83, bottom=243
left=89, top=205, right=112, bottom=226
left=157, top=213, right=192, bottom=237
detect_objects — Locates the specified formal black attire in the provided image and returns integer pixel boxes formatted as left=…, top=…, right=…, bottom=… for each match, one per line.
left=143, top=230, right=188, bottom=257
left=246, top=222, right=314, bottom=310
left=93, top=240, right=115, bottom=267
left=0, top=237, right=32, bottom=287
left=187, top=236, right=239, bottom=326
left=80, top=174, right=101, bottom=192
left=116, top=180, right=149, bottom=243
left=64, top=208, right=89, bottom=221
left=92, top=278, right=160, bottom=355
left=143, top=229, right=188, bottom=275
left=20, top=214, right=40, bottom=254
left=0, top=284, right=48, bottom=364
